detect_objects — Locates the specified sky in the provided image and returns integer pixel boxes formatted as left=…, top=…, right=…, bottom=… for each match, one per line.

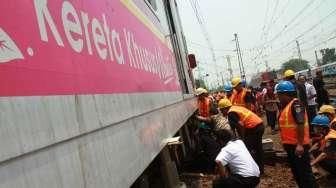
left=176, top=0, right=336, bottom=88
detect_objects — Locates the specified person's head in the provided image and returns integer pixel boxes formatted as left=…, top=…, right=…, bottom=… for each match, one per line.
left=312, top=115, right=330, bottom=136
left=283, top=69, right=295, bottom=81
left=215, top=129, right=234, bottom=147
left=231, top=77, right=242, bottom=92
left=316, top=69, right=323, bottom=78
left=298, top=75, right=306, bottom=85
left=223, top=83, right=233, bottom=96
left=318, top=105, right=336, bottom=121
left=275, top=81, right=297, bottom=106
left=195, top=87, right=208, bottom=100
left=218, top=98, right=232, bottom=116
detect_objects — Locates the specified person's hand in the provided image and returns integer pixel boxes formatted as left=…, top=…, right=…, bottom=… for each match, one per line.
left=309, top=143, right=319, bottom=153
left=311, top=165, right=319, bottom=174
left=295, top=144, right=304, bottom=157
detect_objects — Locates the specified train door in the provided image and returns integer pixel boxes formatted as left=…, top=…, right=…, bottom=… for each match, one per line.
left=163, top=0, right=191, bottom=94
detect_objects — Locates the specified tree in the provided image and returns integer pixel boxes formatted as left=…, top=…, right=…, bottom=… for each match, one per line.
left=320, top=48, right=336, bottom=65
left=281, top=58, right=310, bottom=72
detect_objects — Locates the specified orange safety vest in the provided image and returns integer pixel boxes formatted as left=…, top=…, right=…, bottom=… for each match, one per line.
left=198, top=97, right=211, bottom=118
left=231, top=88, right=248, bottom=107
left=231, top=88, right=256, bottom=112
left=225, top=94, right=233, bottom=103
left=325, top=129, right=336, bottom=160
left=319, top=129, right=336, bottom=151
left=228, top=106, right=263, bottom=129
left=325, top=129, right=336, bottom=141
left=278, top=98, right=310, bottom=145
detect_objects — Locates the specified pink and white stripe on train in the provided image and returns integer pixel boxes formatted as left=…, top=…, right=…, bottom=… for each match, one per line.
left=0, top=0, right=181, bottom=96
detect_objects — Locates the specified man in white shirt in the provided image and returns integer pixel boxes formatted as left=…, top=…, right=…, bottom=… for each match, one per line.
left=213, top=130, right=260, bottom=188
left=298, top=75, right=317, bottom=135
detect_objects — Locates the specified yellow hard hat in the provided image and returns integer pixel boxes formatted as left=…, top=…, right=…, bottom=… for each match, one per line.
left=231, top=77, right=242, bottom=87
left=318, top=105, right=335, bottom=115
left=218, top=98, right=232, bottom=109
left=284, top=69, right=295, bottom=78
left=195, top=87, right=208, bottom=96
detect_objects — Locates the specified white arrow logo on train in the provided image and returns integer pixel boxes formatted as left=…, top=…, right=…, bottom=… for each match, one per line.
left=0, top=27, right=24, bottom=63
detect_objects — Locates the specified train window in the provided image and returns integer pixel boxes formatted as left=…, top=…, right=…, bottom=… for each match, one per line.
left=145, top=0, right=157, bottom=11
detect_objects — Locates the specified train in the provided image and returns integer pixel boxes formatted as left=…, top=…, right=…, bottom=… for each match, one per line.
left=0, top=0, right=197, bottom=187
left=295, top=61, right=336, bottom=79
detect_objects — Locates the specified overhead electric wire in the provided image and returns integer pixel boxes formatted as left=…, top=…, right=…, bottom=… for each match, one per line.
left=260, top=0, right=271, bottom=39
left=295, top=7, right=336, bottom=39
left=254, top=0, right=316, bottom=52
left=271, top=0, right=292, bottom=27
left=264, top=0, right=316, bottom=44
left=255, top=0, right=280, bottom=62
left=264, top=0, right=280, bottom=38
left=269, top=7, right=336, bottom=55
left=284, top=0, right=327, bottom=34
left=188, top=0, right=215, bottom=56
left=266, top=26, right=336, bottom=58
left=301, top=33, right=336, bottom=52
left=187, top=41, right=236, bottom=52
left=299, top=25, right=336, bottom=46
left=188, top=0, right=224, bottom=85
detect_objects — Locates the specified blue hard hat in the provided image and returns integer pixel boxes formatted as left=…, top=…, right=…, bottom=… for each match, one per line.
left=223, top=83, right=233, bottom=92
left=311, top=115, right=330, bottom=128
left=275, top=81, right=296, bottom=93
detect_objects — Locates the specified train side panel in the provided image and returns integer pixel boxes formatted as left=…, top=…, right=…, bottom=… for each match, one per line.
left=0, top=0, right=196, bottom=187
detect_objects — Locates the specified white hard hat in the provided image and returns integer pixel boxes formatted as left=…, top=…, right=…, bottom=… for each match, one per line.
left=195, top=88, right=208, bottom=96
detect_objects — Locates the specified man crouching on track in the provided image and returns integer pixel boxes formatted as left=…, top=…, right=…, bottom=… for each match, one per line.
left=213, top=129, right=260, bottom=188
left=217, top=98, right=264, bottom=174
left=310, top=114, right=336, bottom=176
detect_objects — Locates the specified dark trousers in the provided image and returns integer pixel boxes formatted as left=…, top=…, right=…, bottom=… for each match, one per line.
left=283, top=144, right=318, bottom=188
left=266, top=110, right=277, bottom=130
left=245, top=124, right=265, bottom=174
left=307, top=105, right=317, bottom=134
left=320, top=159, right=336, bottom=175
left=213, top=174, right=260, bottom=188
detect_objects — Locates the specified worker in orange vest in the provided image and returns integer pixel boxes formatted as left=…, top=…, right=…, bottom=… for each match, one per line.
left=231, top=77, right=255, bottom=111
left=218, top=98, right=265, bottom=174
left=318, top=105, right=336, bottom=129
left=310, top=115, right=336, bottom=175
left=276, top=81, right=317, bottom=188
left=195, top=88, right=221, bottom=171
left=223, top=83, right=233, bottom=102
left=195, top=88, right=211, bottom=118
left=195, top=87, right=214, bottom=130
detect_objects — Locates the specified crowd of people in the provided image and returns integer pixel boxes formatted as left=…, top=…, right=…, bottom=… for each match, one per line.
left=194, top=69, right=335, bottom=188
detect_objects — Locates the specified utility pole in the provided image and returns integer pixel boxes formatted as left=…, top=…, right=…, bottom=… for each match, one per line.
left=314, top=50, right=320, bottom=66
left=212, top=55, right=221, bottom=88
left=220, top=72, right=225, bottom=87
left=265, top=60, right=269, bottom=71
left=234, top=33, right=246, bottom=82
left=226, top=55, right=233, bottom=81
left=296, top=40, right=302, bottom=60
